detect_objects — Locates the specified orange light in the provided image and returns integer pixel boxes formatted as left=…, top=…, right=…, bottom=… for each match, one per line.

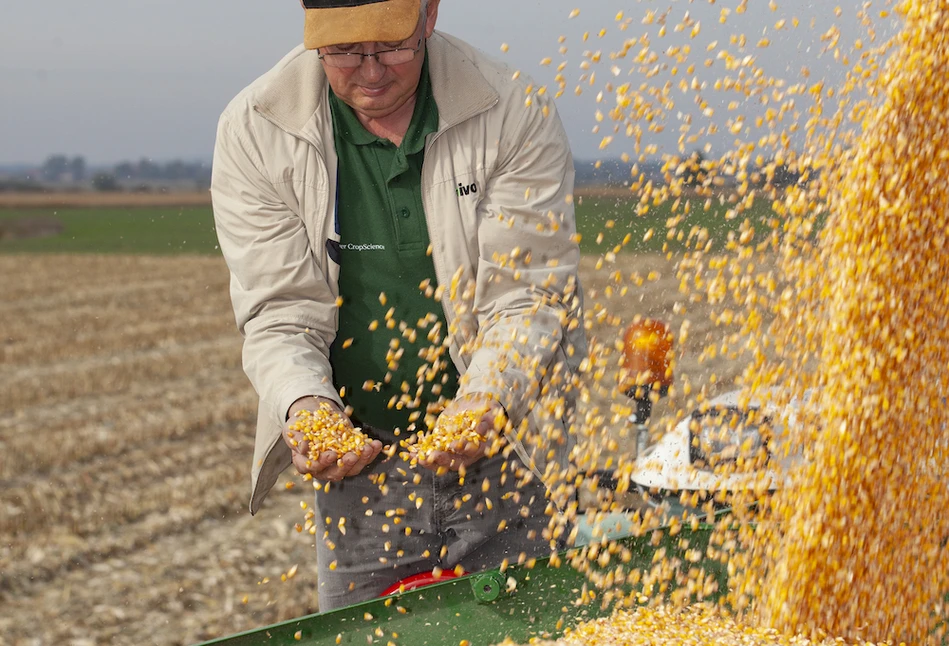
left=621, top=318, right=674, bottom=394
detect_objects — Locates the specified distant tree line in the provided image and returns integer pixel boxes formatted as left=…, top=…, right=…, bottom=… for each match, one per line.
left=0, top=155, right=211, bottom=192
left=39, top=155, right=88, bottom=183
left=111, top=158, right=210, bottom=183
left=574, top=158, right=665, bottom=186
left=576, top=151, right=807, bottom=191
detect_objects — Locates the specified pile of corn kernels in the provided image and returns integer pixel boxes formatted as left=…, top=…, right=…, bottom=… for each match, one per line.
left=499, top=605, right=887, bottom=646
left=400, top=409, right=495, bottom=465
left=289, top=402, right=371, bottom=461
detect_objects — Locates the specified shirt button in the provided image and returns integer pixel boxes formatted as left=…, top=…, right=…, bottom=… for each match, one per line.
left=400, top=208, right=410, bottom=219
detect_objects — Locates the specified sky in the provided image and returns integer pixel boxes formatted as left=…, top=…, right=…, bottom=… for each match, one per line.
left=0, top=1, right=893, bottom=165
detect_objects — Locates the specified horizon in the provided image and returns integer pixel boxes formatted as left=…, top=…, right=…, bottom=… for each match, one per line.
left=0, top=154, right=684, bottom=169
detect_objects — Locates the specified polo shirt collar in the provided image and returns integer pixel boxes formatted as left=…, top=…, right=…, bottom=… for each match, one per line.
left=330, top=93, right=378, bottom=146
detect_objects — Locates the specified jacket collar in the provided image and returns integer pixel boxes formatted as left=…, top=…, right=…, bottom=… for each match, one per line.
left=253, top=32, right=500, bottom=142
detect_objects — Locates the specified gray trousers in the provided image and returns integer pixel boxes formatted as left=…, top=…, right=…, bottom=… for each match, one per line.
left=313, top=452, right=554, bottom=611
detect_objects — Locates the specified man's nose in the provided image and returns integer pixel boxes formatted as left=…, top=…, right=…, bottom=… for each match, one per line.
left=360, top=54, right=387, bottom=80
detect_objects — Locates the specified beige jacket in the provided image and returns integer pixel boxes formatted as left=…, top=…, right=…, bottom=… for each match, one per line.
left=211, top=32, right=586, bottom=514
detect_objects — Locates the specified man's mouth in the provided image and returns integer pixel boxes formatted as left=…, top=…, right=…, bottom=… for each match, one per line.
left=360, top=84, right=391, bottom=98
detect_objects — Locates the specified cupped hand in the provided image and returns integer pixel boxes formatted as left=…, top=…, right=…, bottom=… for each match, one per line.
left=418, top=394, right=507, bottom=473
left=284, top=396, right=383, bottom=482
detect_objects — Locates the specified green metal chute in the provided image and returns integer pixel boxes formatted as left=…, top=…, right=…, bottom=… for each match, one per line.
left=198, top=525, right=727, bottom=646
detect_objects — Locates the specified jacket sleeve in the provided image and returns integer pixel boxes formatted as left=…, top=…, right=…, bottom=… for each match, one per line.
left=460, top=93, right=584, bottom=427
left=211, top=116, right=343, bottom=426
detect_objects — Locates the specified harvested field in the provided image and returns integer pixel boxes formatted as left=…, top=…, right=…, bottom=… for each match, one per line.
left=0, top=252, right=749, bottom=645
left=0, top=192, right=212, bottom=209
left=0, top=255, right=320, bottom=645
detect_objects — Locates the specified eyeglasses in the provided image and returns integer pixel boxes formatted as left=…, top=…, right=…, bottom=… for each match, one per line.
left=318, top=37, right=423, bottom=69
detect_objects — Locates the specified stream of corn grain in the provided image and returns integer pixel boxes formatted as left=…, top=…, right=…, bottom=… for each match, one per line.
left=500, top=0, right=949, bottom=644
left=757, top=0, right=949, bottom=641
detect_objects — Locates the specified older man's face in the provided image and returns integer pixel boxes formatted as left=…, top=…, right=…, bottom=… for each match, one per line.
left=321, top=1, right=438, bottom=123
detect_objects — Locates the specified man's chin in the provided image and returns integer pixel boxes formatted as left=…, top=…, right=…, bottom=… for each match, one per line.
left=354, top=97, right=400, bottom=119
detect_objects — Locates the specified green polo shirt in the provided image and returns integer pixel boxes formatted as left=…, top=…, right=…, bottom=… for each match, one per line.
left=328, top=55, right=458, bottom=440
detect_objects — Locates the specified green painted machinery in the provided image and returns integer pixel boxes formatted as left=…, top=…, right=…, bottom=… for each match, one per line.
left=199, top=523, right=727, bottom=646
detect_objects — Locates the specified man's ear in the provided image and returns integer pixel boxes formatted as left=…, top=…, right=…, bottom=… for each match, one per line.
left=424, top=0, right=440, bottom=38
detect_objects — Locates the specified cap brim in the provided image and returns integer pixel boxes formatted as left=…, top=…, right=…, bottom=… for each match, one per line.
left=304, top=0, right=422, bottom=50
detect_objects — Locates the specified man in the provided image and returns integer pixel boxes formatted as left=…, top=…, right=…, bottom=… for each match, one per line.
left=211, top=0, right=585, bottom=611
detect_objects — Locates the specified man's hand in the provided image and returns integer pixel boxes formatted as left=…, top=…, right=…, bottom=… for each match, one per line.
left=284, top=396, right=383, bottom=482
left=418, top=394, right=507, bottom=473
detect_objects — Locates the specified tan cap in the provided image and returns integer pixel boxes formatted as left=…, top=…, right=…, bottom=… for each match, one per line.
left=303, top=0, right=422, bottom=50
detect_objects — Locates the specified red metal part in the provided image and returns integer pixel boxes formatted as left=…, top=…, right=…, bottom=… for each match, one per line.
left=380, top=569, right=465, bottom=597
